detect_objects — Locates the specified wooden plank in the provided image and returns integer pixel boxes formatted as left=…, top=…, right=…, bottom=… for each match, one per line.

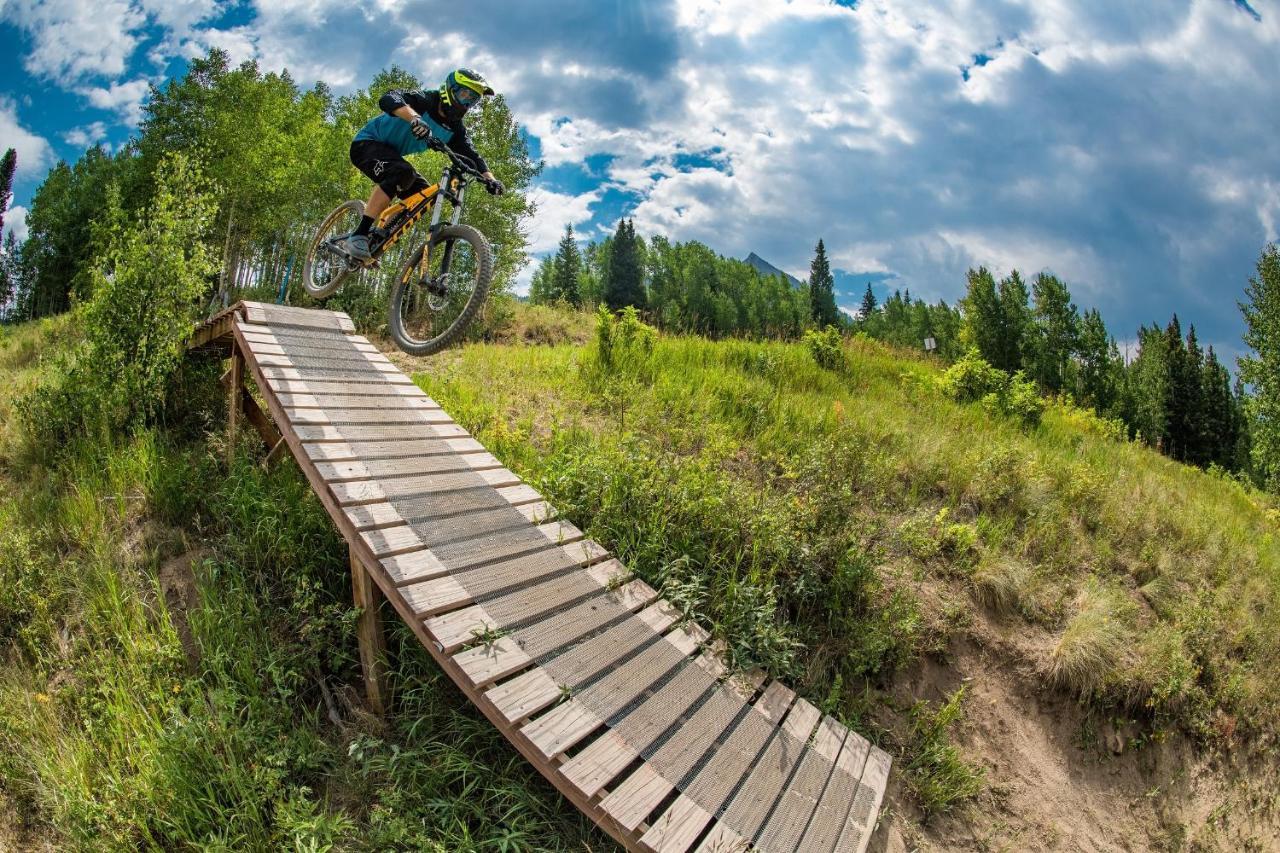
left=694, top=823, right=748, bottom=852
left=486, top=668, right=562, bottom=724
left=381, top=549, right=449, bottom=585
left=638, top=794, right=713, bottom=853
left=559, top=731, right=639, bottom=799
left=454, top=635, right=532, bottom=685
left=294, top=423, right=465, bottom=443
left=305, top=437, right=484, bottom=462
left=716, top=699, right=823, bottom=841
left=267, top=378, right=425, bottom=397
left=276, top=392, right=437, bottom=410
left=360, top=525, right=424, bottom=558
left=259, top=365, right=416, bottom=385
left=796, top=727, right=871, bottom=853
left=523, top=699, right=604, bottom=759
left=286, top=407, right=451, bottom=425
left=344, top=502, right=404, bottom=531
left=782, top=698, right=822, bottom=745
left=837, top=746, right=892, bottom=853
left=599, top=763, right=674, bottom=832
left=315, top=452, right=501, bottom=483
left=755, top=681, right=796, bottom=724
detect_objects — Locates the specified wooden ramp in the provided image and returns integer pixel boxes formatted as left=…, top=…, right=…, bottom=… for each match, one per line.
left=193, top=301, right=891, bottom=852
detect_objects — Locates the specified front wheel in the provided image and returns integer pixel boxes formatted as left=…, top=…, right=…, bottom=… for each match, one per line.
left=388, top=224, right=493, bottom=356
left=301, top=199, right=365, bottom=299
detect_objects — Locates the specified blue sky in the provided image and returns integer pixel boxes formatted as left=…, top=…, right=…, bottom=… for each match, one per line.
left=1, top=0, right=1278, bottom=363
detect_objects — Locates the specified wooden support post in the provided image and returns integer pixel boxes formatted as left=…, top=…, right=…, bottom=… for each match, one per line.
left=350, top=547, right=390, bottom=716
left=227, top=347, right=244, bottom=467
left=241, top=387, right=282, bottom=449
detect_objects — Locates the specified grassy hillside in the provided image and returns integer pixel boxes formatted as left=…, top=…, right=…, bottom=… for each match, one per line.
left=2, top=304, right=1278, bottom=850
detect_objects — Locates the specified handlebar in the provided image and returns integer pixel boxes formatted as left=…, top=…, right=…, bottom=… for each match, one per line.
left=430, top=138, right=485, bottom=180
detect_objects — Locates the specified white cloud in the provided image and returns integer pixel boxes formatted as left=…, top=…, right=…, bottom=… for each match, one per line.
left=525, top=186, right=600, bottom=254
left=62, top=121, right=110, bottom=148
left=78, top=78, right=152, bottom=126
left=2, top=0, right=145, bottom=83
left=3, top=206, right=30, bottom=244
left=0, top=98, right=54, bottom=184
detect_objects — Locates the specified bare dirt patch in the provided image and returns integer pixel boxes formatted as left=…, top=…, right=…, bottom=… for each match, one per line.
left=868, top=614, right=1280, bottom=852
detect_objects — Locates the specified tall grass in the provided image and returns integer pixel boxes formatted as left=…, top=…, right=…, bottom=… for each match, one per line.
left=415, top=312, right=1280, bottom=789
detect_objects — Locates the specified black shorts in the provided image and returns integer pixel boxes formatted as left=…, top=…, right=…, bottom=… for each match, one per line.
left=350, top=140, right=429, bottom=199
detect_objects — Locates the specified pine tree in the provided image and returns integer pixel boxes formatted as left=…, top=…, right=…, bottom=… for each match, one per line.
left=808, top=239, right=837, bottom=327
left=1201, top=346, right=1241, bottom=470
left=858, top=283, right=877, bottom=323
left=1240, top=242, right=1280, bottom=490
left=604, top=218, right=645, bottom=310
left=550, top=224, right=582, bottom=306
left=0, top=148, right=15, bottom=236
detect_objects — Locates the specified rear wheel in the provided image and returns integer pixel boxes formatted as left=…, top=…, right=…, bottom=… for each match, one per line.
left=388, top=224, right=493, bottom=356
left=302, top=199, right=365, bottom=299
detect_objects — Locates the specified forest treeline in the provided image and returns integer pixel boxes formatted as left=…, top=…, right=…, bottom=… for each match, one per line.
left=529, top=217, right=1274, bottom=487
left=0, top=48, right=1278, bottom=490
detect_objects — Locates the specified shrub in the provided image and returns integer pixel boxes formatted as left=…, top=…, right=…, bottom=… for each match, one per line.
left=587, top=305, right=656, bottom=380
left=939, top=349, right=1045, bottom=427
left=18, top=153, right=217, bottom=456
left=803, top=325, right=845, bottom=371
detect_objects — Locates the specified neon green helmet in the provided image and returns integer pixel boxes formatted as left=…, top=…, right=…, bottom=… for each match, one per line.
left=441, top=68, right=494, bottom=119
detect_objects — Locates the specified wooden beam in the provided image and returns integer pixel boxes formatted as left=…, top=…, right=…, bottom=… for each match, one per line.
left=241, top=387, right=282, bottom=449
left=227, top=347, right=244, bottom=468
left=351, top=547, right=390, bottom=716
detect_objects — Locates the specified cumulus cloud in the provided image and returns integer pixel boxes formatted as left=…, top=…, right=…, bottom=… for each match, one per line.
left=4, top=206, right=30, bottom=244
left=62, top=121, right=110, bottom=148
left=2, top=0, right=144, bottom=83
left=0, top=98, right=55, bottom=184
left=525, top=186, right=600, bottom=254
left=78, top=78, right=153, bottom=126
left=5, top=0, right=1278, bottom=354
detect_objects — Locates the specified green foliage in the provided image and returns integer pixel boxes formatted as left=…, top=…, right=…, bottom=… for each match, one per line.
left=804, top=325, right=845, bottom=371
left=1240, top=242, right=1280, bottom=491
left=647, top=236, right=809, bottom=338
left=1025, top=272, right=1080, bottom=393
left=18, top=153, right=217, bottom=456
left=902, top=687, right=984, bottom=816
left=939, top=349, right=1045, bottom=427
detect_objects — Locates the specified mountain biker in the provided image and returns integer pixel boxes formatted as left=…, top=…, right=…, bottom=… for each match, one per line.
left=335, top=68, right=505, bottom=261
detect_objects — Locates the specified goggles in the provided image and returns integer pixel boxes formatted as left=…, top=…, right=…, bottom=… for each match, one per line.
left=453, top=85, right=483, bottom=106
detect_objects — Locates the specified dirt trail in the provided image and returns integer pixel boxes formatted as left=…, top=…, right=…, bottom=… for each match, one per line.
left=868, top=618, right=1280, bottom=852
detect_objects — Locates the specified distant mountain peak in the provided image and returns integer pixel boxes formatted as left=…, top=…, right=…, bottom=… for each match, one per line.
left=743, top=253, right=804, bottom=289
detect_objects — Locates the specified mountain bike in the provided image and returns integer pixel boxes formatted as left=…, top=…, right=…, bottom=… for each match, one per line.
left=301, top=142, right=496, bottom=355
